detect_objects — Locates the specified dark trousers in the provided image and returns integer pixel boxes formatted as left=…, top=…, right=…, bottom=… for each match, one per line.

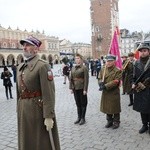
left=140, top=113, right=150, bottom=126
left=73, top=89, right=88, bottom=119
left=106, top=113, right=120, bottom=123
left=5, top=85, right=12, bottom=99
left=129, top=94, right=134, bottom=104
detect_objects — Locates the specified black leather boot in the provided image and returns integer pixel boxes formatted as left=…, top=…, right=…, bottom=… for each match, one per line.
left=139, top=125, right=148, bottom=134
left=74, top=118, right=81, bottom=124
left=128, top=94, right=133, bottom=106
left=74, top=107, right=81, bottom=124
left=79, top=118, right=85, bottom=125
left=112, top=122, right=120, bottom=129
left=105, top=121, right=113, bottom=128
left=79, top=107, right=86, bottom=125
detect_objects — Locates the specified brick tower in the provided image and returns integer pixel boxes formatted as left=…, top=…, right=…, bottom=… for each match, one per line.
left=90, top=0, right=119, bottom=58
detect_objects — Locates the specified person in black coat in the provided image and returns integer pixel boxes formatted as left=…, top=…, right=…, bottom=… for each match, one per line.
left=11, top=64, right=17, bottom=83
left=62, top=64, right=70, bottom=84
left=1, top=66, right=13, bottom=100
left=132, top=44, right=150, bottom=134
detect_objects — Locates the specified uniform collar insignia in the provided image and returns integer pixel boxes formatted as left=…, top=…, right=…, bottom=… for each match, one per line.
left=28, top=55, right=39, bottom=71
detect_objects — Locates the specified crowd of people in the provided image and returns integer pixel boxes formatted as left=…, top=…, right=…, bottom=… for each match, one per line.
left=0, top=36, right=149, bottom=149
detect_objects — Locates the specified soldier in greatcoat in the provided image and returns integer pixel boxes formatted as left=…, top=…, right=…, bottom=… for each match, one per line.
left=69, top=53, right=89, bottom=125
left=16, top=36, right=60, bottom=150
left=98, top=54, right=122, bottom=129
left=122, top=52, right=135, bottom=106
left=132, top=44, right=150, bottom=134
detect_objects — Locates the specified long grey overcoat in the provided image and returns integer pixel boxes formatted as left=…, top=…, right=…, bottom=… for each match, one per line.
left=98, top=66, right=122, bottom=114
left=16, top=55, right=60, bottom=150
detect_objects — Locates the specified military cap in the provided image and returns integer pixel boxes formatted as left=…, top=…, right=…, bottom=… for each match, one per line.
left=20, top=36, right=42, bottom=47
left=138, top=43, right=150, bottom=51
left=105, top=54, right=116, bottom=61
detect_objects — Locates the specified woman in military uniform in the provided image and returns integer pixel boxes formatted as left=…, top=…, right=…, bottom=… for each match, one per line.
left=98, top=54, right=122, bottom=129
left=69, top=53, right=89, bottom=125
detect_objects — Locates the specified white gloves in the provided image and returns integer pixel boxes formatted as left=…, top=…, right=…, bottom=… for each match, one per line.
left=44, top=118, right=54, bottom=131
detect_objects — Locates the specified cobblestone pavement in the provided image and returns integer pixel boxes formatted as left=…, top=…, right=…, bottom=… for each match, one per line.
left=0, top=66, right=150, bottom=150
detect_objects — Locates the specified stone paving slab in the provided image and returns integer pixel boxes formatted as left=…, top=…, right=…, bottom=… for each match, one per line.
left=0, top=66, right=150, bottom=150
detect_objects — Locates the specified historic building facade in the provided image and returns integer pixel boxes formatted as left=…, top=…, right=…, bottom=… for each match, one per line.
left=120, top=29, right=150, bottom=55
left=90, top=0, right=119, bottom=58
left=0, top=25, right=92, bottom=67
left=0, top=25, right=60, bottom=66
left=59, top=39, right=92, bottom=60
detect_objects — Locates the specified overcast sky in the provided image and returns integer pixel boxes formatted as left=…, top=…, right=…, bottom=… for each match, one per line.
left=0, top=0, right=150, bottom=43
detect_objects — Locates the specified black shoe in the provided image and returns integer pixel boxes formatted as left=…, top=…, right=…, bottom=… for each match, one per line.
left=79, top=119, right=85, bottom=125
left=112, top=122, right=120, bottom=129
left=105, top=122, right=113, bottom=128
left=139, top=125, right=148, bottom=134
left=74, top=118, right=81, bottom=124
left=63, top=82, right=66, bottom=84
left=128, top=103, right=133, bottom=106
left=10, top=97, right=13, bottom=99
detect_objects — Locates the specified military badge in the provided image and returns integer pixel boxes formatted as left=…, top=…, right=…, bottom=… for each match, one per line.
left=47, top=70, right=53, bottom=81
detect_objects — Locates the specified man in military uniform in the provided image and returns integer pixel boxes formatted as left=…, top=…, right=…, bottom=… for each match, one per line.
left=132, top=44, right=150, bottom=134
left=16, top=36, right=60, bottom=150
left=98, top=54, right=122, bottom=129
left=122, top=52, right=135, bottom=106
left=69, top=53, right=89, bottom=125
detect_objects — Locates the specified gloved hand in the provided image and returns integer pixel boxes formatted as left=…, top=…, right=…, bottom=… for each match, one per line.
left=83, top=90, right=87, bottom=95
left=135, top=82, right=146, bottom=92
left=143, top=77, right=150, bottom=87
left=44, top=118, right=54, bottom=131
left=99, top=82, right=106, bottom=91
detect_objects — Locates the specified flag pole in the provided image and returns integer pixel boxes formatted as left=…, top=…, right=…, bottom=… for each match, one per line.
left=102, top=30, right=116, bottom=82
left=123, top=43, right=142, bottom=70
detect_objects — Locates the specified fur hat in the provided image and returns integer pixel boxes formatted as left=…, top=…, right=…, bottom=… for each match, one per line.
left=138, top=43, right=150, bottom=51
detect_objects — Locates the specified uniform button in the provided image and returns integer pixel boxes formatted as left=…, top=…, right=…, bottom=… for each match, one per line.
left=22, top=90, right=24, bottom=92
left=22, top=72, right=24, bottom=75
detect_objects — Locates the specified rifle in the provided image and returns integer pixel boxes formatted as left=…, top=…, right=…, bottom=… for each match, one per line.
left=134, top=58, right=150, bottom=85
left=131, top=60, right=150, bottom=93
left=134, top=67, right=149, bottom=86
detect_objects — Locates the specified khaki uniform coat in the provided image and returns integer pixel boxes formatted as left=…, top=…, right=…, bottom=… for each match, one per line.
left=69, top=64, right=89, bottom=91
left=16, top=55, right=60, bottom=150
left=98, top=66, right=122, bottom=114
left=122, top=60, right=134, bottom=94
